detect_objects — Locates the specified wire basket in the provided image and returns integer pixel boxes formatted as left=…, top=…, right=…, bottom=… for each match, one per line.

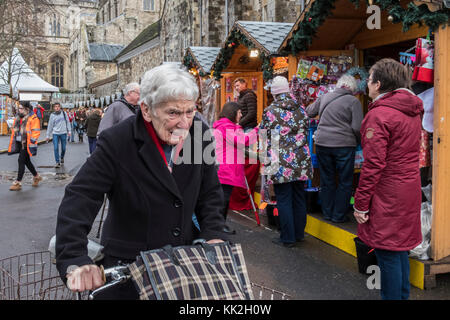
left=251, top=282, right=291, bottom=300
left=0, top=251, right=82, bottom=300
left=0, top=251, right=291, bottom=300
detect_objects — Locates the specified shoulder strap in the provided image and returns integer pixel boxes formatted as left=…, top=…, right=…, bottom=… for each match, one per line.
left=318, top=93, right=350, bottom=120
left=62, top=111, right=69, bottom=132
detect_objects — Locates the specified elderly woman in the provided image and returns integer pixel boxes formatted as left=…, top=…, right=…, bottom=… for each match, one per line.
left=354, top=58, right=422, bottom=300
left=55, top=64, right=227, bottom=299
left=260, top=76, right=312, bottom=248
left=306, top=74, right=364, bottom=223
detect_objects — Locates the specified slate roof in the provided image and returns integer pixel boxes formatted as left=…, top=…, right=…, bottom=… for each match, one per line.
left=115, top=20, right=160, bottom=61
left=234, top=21, right=294, bottom=55
left=0, top=84, right=10, bottom=95
left=186, top=47, right=221, bottom=74
left=89, top=43, right=125, bottom=62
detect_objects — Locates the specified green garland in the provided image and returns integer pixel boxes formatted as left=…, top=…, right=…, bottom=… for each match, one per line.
left=286, top=0, right=449, bottom=55
left=183, top=53, right=207, bottom=77
left=212, top=29, right=274, bottom=82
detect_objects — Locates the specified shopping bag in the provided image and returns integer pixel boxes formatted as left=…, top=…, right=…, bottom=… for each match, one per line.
left=128, top=241, right=254, bottom=300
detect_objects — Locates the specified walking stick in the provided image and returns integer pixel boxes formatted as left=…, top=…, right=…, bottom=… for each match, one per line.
left=96, top=194, right=107, bottom=238
left=245, top=176, right=260, bottom=226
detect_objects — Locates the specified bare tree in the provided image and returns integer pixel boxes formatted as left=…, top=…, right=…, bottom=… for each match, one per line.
left=0, top=0, right=53, bottom=95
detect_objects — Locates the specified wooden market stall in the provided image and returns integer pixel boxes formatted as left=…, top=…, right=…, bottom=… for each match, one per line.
left=0, top=84, right=12, bottom=135
left=183, top=46, right=221, bottom=125
left=0, top=84, right=21, bottom=136
left=210, top=21, right=294, bottom=122
left=278, top=0, right=450, bottom=289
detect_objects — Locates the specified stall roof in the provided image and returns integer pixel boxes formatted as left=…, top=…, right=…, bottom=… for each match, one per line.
left=279, top=0, right=438, bottom=53
left=0, top=84, right=9, bottom=95
left=89, top=43, right=125, bottom=62
left=115, top=20, right=160, bottom=62
left=185, top=47, right=221, bottom=74
left=234, top=21, right=294, bottom=55
left=0, top=48, right=59, bottom=94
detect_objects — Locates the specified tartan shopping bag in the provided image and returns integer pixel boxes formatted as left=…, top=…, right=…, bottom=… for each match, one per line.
left=128, top=241, right=254, bottom=300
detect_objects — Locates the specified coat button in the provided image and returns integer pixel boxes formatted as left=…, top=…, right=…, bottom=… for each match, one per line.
left=174, top=200, right=182, bottom=208
left=172, top=227, right=181, bottom=237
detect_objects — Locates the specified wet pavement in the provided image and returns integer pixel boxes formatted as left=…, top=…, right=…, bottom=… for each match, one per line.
left=0, top=135, right=449, bottom=300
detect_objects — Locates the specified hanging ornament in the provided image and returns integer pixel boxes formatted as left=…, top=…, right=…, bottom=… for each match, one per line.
left=388, top=15, right=394, bottom=22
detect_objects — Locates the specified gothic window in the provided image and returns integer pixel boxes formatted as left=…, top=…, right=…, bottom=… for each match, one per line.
left=50, top=14, right=61, bottom=36
left=143, top=0, right=155, bottom=11
left=51, top=56, right=64, bottom=88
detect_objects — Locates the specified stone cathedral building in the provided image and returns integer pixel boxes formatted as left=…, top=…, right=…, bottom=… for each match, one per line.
left=8, top=0, right=301, bottom=98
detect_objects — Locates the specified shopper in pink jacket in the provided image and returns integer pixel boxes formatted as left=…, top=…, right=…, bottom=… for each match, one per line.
left=354, top=58, right=423, bottom=300
left=213, top=102, right=258, bottom=234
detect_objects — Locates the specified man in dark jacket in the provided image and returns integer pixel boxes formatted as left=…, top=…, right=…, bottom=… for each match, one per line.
left=85, top=108, right=102, bottom=154
left=55, top=65, right=227, bottom=299
left=234, top=78, right=257, bottom=130
left=96, top=82, right=140, bottom=137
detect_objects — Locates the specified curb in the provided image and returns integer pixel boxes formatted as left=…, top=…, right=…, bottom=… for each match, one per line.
left=0, top=138, right=52, bottom=155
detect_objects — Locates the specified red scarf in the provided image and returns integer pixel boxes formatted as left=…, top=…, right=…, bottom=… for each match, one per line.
left=144, top=119, right=169, bottom=166
left=143, top=120, right=185, bottom=172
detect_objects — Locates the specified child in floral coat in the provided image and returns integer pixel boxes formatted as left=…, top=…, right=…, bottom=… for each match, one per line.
left=260, top=76, right=312, bottom=247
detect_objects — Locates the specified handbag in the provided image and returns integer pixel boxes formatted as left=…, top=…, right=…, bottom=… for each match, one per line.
left=128, top=240, right=254, bottom=300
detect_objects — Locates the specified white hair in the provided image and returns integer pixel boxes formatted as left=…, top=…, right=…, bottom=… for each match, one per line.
left=123, top=82, right=140, bottom=96
left=336, top=75, right=358, bottom=94
left=139, top=64, right=199, bottom=111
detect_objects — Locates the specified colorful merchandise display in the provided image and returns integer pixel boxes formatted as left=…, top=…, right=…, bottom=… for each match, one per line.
left=290, top=55, right=353, bottom=107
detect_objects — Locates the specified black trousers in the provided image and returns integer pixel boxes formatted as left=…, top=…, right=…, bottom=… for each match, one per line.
left=17, top=147, right=37, bottom=181
left=221, top=184, right=234, bottom=220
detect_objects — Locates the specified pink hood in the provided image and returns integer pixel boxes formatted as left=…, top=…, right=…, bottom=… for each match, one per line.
left=213, top=118, right=257, bottom=188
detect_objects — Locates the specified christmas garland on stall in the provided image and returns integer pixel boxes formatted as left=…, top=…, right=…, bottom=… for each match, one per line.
left=286, top=0, right=449, bottom=55
left=183, top=53, right=207, bottom=77
left=212, top=29, right=274, bottom=82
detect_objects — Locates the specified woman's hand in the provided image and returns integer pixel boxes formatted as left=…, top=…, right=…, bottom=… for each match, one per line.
left=66, top=264, right=105, bottom=292
left=354, top=211, right=369, bottom=224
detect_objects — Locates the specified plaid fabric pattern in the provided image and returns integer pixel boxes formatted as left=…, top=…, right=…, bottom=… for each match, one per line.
left=129, top=242, right=254, bottom=300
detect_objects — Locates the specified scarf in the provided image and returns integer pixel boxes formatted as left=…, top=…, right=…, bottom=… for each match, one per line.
left=14, top=114, right=29, bottom=148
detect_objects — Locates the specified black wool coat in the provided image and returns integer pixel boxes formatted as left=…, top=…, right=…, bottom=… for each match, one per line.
left=55, top=111, right=227, bottom=278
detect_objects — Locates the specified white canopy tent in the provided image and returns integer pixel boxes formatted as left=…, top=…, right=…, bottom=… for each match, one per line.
left=0, top=48, right=59, bottom=99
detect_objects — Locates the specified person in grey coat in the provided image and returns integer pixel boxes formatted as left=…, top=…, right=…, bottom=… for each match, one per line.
left=306, top=74, right=364, bottom=223
left=96, top=82, right=140, bottom=137
left=46, top=103, right=71, bottom=168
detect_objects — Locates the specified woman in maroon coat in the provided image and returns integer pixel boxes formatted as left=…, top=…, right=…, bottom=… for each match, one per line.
left=354, top=58, right=423, bottom=300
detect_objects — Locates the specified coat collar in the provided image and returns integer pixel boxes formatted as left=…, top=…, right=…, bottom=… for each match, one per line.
left=132, top=110, right=182, bottom=200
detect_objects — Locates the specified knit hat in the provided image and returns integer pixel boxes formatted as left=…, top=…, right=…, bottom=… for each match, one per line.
left=270, top=76, right=290, bottom=95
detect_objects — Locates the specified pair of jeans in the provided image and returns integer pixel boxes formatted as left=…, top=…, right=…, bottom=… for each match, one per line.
left=53, top=134, right=67, bottom=163
left=273, top=181, right=307, bottom=244
left=316, top=146, right=355, bottom=222
left=374, top=249, right=410, bottom=300
left=17, top=147, right=37, bottom=181
left=88, top=136, right=97, bottom=154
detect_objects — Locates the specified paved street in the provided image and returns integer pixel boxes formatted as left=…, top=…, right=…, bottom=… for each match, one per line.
left=0, top=136, right=449, bottom=300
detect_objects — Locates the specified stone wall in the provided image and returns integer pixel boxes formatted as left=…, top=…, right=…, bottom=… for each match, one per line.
left=94, top=0, right=160, bottom=45
left=161, top=0, right=199, bottom=63
left=117, top=45, right=162, bottom=88
left=275, top=0, right=301, bottom=23
left=90, top=75, right=119, bottom=98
